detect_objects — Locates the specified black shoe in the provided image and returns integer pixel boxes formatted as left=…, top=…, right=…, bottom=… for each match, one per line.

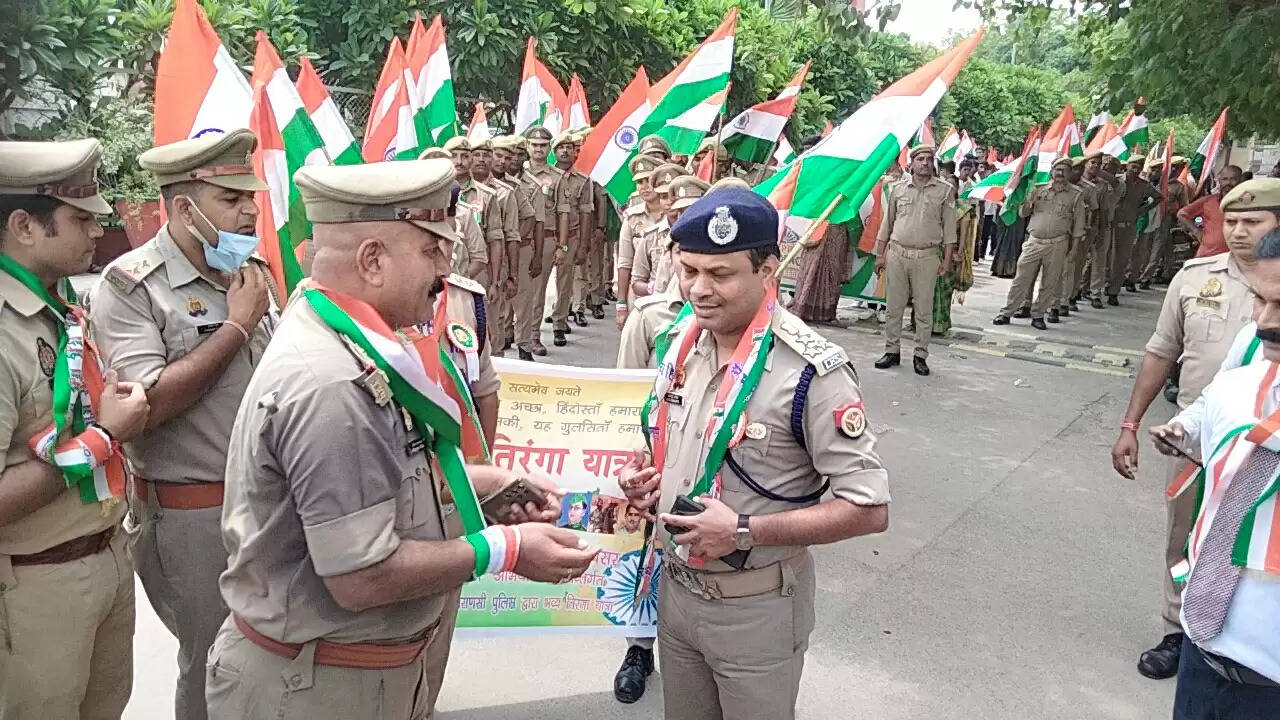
left=1031, top=318, right=1048, bottom=331
left=1069, top=300, right=1079, bottom=312
left=613, top=645, right=654, bottom=704
left=1013, top=307, right=1031, bottom=319
left=545, top=316, right=553, bottom=324
left=592, top=304, right=605, bottom=320
left=1162, top=380, right=1180, bottom=405
left=1058, top=305, right=1070, bottom=318
left=1125, top=282, right=1138, bottom=293
left=913, top=356, right=930, bottom=376
left=992, top=315, right=1011, bottom=325
left=573, top=310, right=588, bottom=327
left=604, top=289, right=617, bottom=303
left=553, top=330, right=567, bottom=347
left=1107, top=295, right=1120, bottom=307
left=1091, top=297, right=1105, bottom=309
left=1047, top=309, right=1060, bottom=324
left=1137, top=633, right=1183, bottom=680
left=874, top=353, right=900, bottom=369
left=1139, top=281, right=1151, bottom=290
left=518, top=347, right=535, bottom=362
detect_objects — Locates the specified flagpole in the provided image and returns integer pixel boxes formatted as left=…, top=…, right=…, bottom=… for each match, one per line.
left=752, top=137, right=781, bottom=184
left=711, top=111, right=725, bottom=181
left=773, top=193, right=844, bottom=279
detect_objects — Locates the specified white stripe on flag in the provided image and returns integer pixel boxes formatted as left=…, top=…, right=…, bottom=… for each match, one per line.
left=359, top=323, right=462, bottom=424
left=723, top=108, right=787, bottom=142
left=416, top=45, right=451, bottom=105
left=311, top=98, right=354, bottom=159
left=669, top=37, right=735, bottom=85
left=264, top=148, right=290, bottom=226
left=815, top=80, right=946, bottom=162
left=190, top=46, right=253, bottom=136
left=591, top=104, right=650, bottom=185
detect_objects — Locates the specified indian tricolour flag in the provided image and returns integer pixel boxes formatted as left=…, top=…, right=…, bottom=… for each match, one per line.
left=756, top=29, right=984, bottom=234
left=772, top=136, right=796, bottom=167
left=296, top=56, right=361, bottom=166
left=936, top=126, right=961, bottom=162
left=719, top=61, right=809, bottom=166
left=405, top=14, right=457, bottom=151
left=961, top=125, right=1041, bottom=224
left=466, top=102, right=491, bottom=145
left=154, top=0, right=251, bottom=144
left=249, top=32, right=328, bottom=296
left=363, top=38, right=415, bottom=162
left=576, top=67, right=652, bottom=207
left=1084, top=111, right=1110, bottom=143
left=956, top=131, right=975, bottom=162
left=514, top=37, right=568, bottom=137
left=638, top=9, right=738, bottom=156
left=1034, top=104, right=1083, bottom=184
left=1101, top=105, right=1150, bottom=161
left=566, top=73, right=591, bottom=131
left=1191, top=107, right=1229, bottom=196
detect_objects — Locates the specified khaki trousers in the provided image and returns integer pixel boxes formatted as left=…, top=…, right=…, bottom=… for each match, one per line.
left=0, top=532, right=134, bottom=720
left=1088, top=225, right=1113, bottom=296
left=552, top=228, right=582, bottom=331
left=659, top=552, right=816, bottom=720
left=884, top=245, right=941, bottom=359
left=603, top=240, right=615, bottom=298
left=514, top=242, right=554, bottom=350
left=1053, top=235, right=1080, bottom=308
left=134, top=500, right=229, bottom=720
left=206, top=621, right=431, bottom=720
left=1163, top=457, right=1197, bottom=634
left=1141, top=222, right=1174, bottom=284
left=422, top=511, right=464, bottom=718
left=1001, top=234, right=1068, bottom=318
left=1129, top=231, right=1153, bottom=283
left=1107, top=222, right=1138, bottom=296
left=485, top=271, right=508, bottom=353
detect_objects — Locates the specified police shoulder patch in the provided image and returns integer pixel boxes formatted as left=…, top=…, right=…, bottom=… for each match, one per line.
left=774, top=310, right=848, bottom=376
left=102, top=244, right=163, bottom=295
left=447, top=273, right=486, bottom=296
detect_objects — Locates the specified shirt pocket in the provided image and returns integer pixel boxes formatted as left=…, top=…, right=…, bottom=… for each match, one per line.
left=1185, top=299, right=1229, bottom=343
left=394, top=461, right=440, bottom=539
left=720, top=424, right=773, bottom=495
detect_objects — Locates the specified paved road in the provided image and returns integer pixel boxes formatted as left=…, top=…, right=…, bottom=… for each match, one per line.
left=124, top=267, right=1181, bottom=719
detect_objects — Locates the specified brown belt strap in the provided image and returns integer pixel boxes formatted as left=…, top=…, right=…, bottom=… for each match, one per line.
left=10, top=529, right=113, bottom=566
left=233, top=615, right=431, bottom=670
left=136, top=479, right=224, bottom=510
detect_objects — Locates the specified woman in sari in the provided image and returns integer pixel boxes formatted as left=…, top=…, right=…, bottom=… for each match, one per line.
left=790, top=222, right=853, bottom=325
left=931, top=160, right=979, bottom=333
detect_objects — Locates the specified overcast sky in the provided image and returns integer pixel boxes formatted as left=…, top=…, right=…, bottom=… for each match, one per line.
left=885, top=0, right=984, bottom=46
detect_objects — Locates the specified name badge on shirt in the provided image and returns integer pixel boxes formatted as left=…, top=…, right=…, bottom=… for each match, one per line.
left=196, top=322, right=223, bottom=336
left=1195, top=297, right=1222, bottom=310
left=664, top=392, right=684, bottom=406
left=405, top=434, right=427, bottom=456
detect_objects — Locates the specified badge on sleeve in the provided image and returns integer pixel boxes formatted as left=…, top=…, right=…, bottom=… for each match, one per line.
left=36, top=337, right=56, bottom=377
left=833, top=402, right=867, bottom=439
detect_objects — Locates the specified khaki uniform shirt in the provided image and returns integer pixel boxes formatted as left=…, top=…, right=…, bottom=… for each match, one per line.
left=631, top=219, right=672, bottom=290
left=0, top=272, right=123, bottom=556
left=618, top=204, right=662, bottom=271
left=654, top=310, right=890, bottom=571
left=442, top=275, right=500, bottom=399
left=1114, top=176, right=1160, bottom=224
left=1145, top=253, right=1256, bottom=408
left=616, top=288, right=684, bottom=369
left=876, top=176, right=958, bottom=250
left=89, top=227, right=276, bottom=484
left=220, top=296, right=447, bottom=645
left=524, top=163, right=567, bottom=241
left=1021, top=183, right=1086, bottom=240
left=558, top=170, right=595, bottom=239
left=452, top=200, right=489, bottom=278
left=512, top=172, right=546, bottom=232
left=461, top=181, right=504, bottom=249
left=1075, top=180, right=1100, bottom=235
left=1086, top=173, right=1117, bottom=235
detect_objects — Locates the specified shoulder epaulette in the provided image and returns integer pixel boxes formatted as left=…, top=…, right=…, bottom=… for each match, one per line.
left=1180, top=255, right=1221, bottom=270
left=102, top=243, right=164, bottom=295
left=447, top=273, right=486, bottom=296
left=634, top=294, right=668, bottom=311
left=773, top=310, right=849, bottom=376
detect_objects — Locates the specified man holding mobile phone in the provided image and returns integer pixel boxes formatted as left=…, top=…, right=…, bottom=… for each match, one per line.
left=1111, top=178, right=1279, bottom=680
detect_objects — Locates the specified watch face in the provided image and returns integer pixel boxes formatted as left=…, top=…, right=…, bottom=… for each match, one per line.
left=734, top=528, right=752, bottom=550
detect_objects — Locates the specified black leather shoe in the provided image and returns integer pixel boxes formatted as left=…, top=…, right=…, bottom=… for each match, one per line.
left=592, top=304, right=606, bottom=320
left=1068, top=300, right=1079, bottom=312
left=992, top=315, right=1011, bottom=325
left=913, top=356, right=930, bottom=376
left=1163, top=380, right=1180, bottom=405
left=545, top=316, right=553, bottom=324
left=518, top=347, right=535, bottom=362
left=604, top=289, right=617, bottom=303
left=1047, top=309, right=1061, bottom=324
left=614, top=645, right=654, bottom=704
left=573, top=310, right=588, bottom=327
left=1107, top=295, right=1120, bottom=307
left=1031, top=318, right=1048, bottom=331
left=1091, top=297, right=1105, bottom=309
left=1013, top=307, right=1031, bottom=319
left=553, top=330, right=567, bottom=347
left=1058, top=305, right=1070, bottom=318
left=874, top=353, right=900, bottom=369
left=1139, top=281, right=1151, bottom=290
left=1137, top=633, right=1183, bottom=679
left=1125, top=282, right=1138, bottom=293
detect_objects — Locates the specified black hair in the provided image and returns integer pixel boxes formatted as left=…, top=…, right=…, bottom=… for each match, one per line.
left=160, top=180, right=207, bottom=208
left=938, top=161, right=956, bottom=174
left=1257, top=228, right=1280, bottom=260
left=0, top=195, right=62, bottom=238
left=800, top=134, right=824, bottom=152
left=1222, top=165, right=1243, bottom=176
left=749, top=245, right=780, bottom=271
left=959, top=159, right=976, bottom=170
left=448, top=183, right=461, bottom=217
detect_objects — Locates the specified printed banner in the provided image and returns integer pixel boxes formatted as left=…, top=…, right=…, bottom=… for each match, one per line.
left=456, top=359, right=661, bottom=636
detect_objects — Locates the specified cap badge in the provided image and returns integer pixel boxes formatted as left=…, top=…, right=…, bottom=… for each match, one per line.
left=709, top=206, right=738, bottom=245
left=1241, top=192, right=1255, bottom=203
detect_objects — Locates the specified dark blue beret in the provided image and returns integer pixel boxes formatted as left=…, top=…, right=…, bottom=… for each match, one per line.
left=670, top=188, right=780, bottom=255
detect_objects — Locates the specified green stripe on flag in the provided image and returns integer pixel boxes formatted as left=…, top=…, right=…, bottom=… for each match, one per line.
left=279, top=108, right=322, bottom=294
left=724, top=134, right=777, bottom=166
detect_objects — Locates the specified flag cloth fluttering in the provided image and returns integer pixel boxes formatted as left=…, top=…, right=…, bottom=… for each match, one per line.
left=1158, top=127, right=1175, bottom=218
left=566, top=74, right=592, bottom=131
left=362, top=38, right=414, bottom=162
left=718, top=61, right=810, bottom=166
left=962, top=126, right=1041, bottom=224
left=154, top=0, right=252, bottom=144
left=1191, top=108, right=1229, bottom=197
left=575, top=67, right=653, bottom=206
left=296, top=57, right=362, bottom=166
left=249, top=32, right=329, bottom=296
left=466, top=102, right=491, bottom=145
left=514, top=38, right=569, bottom=137
left=404, top=14, right=458, bottom=152
left=936, top=126, right=960, bottom=162
left=636, top=9, right=738, bottom=156
left=1034, top=105, right=1083, bottom=184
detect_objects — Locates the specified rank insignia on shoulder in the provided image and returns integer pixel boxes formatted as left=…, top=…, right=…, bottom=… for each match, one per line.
left=356, top=366, right=392, bottom=407
left=447, top=274, right=486, bottom=296
left=834, top=402, right=867, bottom=439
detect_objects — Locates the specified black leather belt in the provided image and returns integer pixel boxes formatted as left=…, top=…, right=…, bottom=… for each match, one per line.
left=1199, top=648, right=1280, bottom=687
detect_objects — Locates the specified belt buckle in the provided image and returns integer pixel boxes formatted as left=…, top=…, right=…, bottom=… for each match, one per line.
left=668, top=562, right=718, bottom=601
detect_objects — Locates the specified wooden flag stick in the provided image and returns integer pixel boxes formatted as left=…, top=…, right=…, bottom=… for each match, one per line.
left=773, top=192, right=844, bottom=280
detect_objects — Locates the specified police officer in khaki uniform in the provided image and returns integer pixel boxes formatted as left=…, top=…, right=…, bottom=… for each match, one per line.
left=1083, top=152, right=1118, bottom=309
left=0, top=139, right=151, bottom=719
left=1107, top=155, right=1161, bottom=305
left=420, top=147, right=489, bottom=282
left=1139, top=156, right=1190, bottom=288
left=874, top=145, right=956, bottom=376
left=615, top=154, right=665, bottom=329
left=550, top=131, right=595, bottom=342
left=1057, top=156, right=1100, bottom=316
left=87, top=129, right=274, bottom=720
left=207, top=158, right=596, bottom=720
left=619, top=188, right=890, bottom=720
left=1110, top=177, right=1280, bottom=680
left=993, top=158, right=1086, bottom=330
left=571, top=128, right=611, bottom=321
left=517, top=127, right=564, bottom=356
left=465, top=137, right=520, bottom=354
left=638, top=135, right=673, bottom=162
left=629, top=163, right=684, bottom=301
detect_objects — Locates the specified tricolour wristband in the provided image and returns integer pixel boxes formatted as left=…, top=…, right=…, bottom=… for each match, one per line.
left=463, top=525, right=522, bottom=579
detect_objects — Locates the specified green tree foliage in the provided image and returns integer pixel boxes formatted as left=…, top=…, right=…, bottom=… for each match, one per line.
left=937, top=59, right=1064, bottom=152
left=1, top=0, right=116, bottom=113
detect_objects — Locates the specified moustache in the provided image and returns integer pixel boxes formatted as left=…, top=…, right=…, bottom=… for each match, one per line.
left=1256, top=327, right=1280, bottom=344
